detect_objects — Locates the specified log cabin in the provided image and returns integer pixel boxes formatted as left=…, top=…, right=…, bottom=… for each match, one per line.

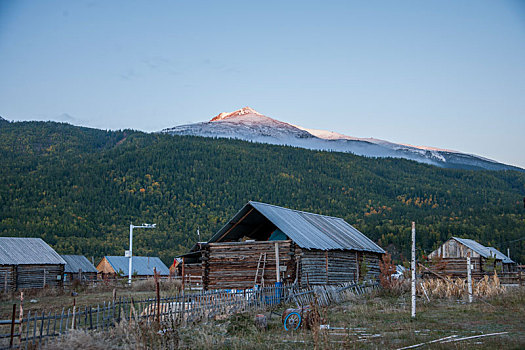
left=179, top=201, right=385, bottom=290
left=97, top=256, right=169, bottom=279
left=0, top=237, right=66, bottom=291
left=61, top=255, right=99, bottom=282
left=427, top=237, right=516, bottom=278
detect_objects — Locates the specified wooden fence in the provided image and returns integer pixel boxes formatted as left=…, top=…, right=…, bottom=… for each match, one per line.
left=0, top=281, right=378, bottom=349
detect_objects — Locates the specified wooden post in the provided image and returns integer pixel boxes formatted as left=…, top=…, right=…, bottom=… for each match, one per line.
left=154, top=268, right=160, bottom=323
left=4, top=270, right=7, bottom=293
left=18, top=291, right=24, bottom=346
left=9, top=303, right=16, bottom=348
left=181, top=257, right=185, bottom=292
left=43, top=269, right=46, bottom=288
left=275, top=243, right=280, bottom=283
left=467, top=252, right=473, bottom=303
left=71, top=298, right=76, bottom=329
left=411, top=222, right=416, bottom=319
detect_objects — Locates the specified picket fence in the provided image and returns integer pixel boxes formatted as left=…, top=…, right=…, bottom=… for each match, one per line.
left=0, top=280, right=378, bottom=349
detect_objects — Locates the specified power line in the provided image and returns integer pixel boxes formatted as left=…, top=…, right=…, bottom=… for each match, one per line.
left=501, top=236, right=525, bottom=244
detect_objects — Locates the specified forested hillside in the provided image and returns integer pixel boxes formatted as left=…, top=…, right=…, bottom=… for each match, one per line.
left=1, top=120, right=524, bottom=265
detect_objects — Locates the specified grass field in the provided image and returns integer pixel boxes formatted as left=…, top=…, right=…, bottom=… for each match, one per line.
left=38, top=286, right=525, bottom=349
left=176, top=287, right=525, bottom=349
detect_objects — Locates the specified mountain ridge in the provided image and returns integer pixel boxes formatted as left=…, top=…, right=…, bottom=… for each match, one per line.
left=1, top=119, right=525, bottom=264
left=163, top=107, right=522, bottom=172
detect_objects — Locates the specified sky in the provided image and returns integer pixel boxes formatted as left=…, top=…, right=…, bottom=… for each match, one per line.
left=0, top=0, right=524, bottom=168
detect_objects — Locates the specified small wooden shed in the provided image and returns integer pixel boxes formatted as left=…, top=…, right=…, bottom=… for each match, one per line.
left=61, top=255, right=99, bottom=282
left=96, top=256, right=170, bottom=279
left=0, top=237, right=66, bottom=291
left=180, top=201, right=385, bottom=290
left=427, top=237, right=516, bottom=277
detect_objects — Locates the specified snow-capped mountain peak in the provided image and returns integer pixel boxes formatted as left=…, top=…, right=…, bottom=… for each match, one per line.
left=161, top=108, right=522, bottom=171
left=210, top=107, right=262, bottom=122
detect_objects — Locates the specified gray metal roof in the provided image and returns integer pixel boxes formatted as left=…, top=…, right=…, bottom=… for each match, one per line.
left=0, top=237, right=66, bottom=265
left=105, top=256, right=169, bottom=276
left=452, top=237, right=514, bottom=264
left=210, top=201, right=385, bottom=253
left=61, top=255, right=98, bottom=274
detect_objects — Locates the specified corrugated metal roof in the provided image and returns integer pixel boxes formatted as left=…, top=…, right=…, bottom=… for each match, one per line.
left=210, top=201, right=385, bottom=253
left=0, top=237, right=66, bottom=265
left=452, top=237, right=514, bottom=264
left=105, top=256, right=169, bottom=276
left=486, top=247, right=514, bottom=264
left=61, top=255, right=98, bottom=273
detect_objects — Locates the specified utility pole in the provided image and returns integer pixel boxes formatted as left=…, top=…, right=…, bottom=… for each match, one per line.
left=128, top=223, right=156, bottom=285
left=411, top=221, right=416, bottom=318
left=467, top=252, right=473, bottom=303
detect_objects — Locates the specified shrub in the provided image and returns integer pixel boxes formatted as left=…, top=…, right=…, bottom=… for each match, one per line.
left=379, top=253, right=397, bottom=289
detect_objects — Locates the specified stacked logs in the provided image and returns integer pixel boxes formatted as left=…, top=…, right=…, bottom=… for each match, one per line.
left=204, top=240, right=295, bottom=290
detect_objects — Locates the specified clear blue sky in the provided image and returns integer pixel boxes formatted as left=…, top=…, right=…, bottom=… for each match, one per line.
left=1, top=1, right=524, bottom=168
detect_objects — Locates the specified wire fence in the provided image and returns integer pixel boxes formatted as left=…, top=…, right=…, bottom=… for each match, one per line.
left=0, top=280, right=378, bottom=349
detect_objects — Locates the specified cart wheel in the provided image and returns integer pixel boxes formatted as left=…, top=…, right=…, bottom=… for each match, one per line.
left=283, top=312, right=302, bottom=331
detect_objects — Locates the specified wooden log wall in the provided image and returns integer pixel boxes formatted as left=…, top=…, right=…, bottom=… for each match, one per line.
left=426, top=257, right=482, bottom=278
left=361, top=252, right=381, bottom=280
left=65, top=272, right=98, bottom=282
left=204, top=240, right=295, bottom=290
left=16, top=264, right=64, bottom=289
left=299, top=250, right=382, bottom=287
left=0, top=265, right=16, bottom=292
left=183, top=263, right=203, bottom=280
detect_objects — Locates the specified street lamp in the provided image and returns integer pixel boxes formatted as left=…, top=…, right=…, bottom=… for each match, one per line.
left=127, top=223, right=156, bottom=285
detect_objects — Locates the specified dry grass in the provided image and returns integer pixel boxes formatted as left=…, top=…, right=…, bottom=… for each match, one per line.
left=35, top=287, right=525, bottom=349
left=418, top=273, right=505, bottom=299
left=43, top=319, right=179, bottom=350
left=132, top=278, right=182, bottom=294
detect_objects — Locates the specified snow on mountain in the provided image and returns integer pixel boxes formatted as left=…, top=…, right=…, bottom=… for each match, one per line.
left=162, top=107, right=522, bottom=171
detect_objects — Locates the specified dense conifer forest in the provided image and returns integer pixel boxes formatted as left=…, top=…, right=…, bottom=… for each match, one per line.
left=1, top=119, right=524, bottom=265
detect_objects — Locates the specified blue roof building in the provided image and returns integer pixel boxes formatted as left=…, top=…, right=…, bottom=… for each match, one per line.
left=97, top=255, right=169, bottom=276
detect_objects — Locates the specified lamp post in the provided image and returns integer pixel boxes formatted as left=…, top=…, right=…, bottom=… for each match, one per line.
left=128, top=223, right=156, bottom=285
